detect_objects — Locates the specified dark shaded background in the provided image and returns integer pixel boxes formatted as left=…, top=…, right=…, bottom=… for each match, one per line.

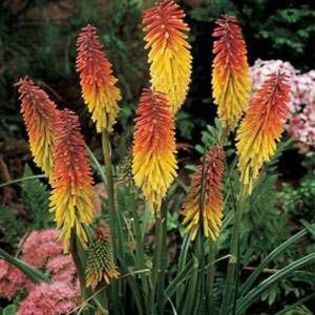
left=0, top=0, right=314, bottom=178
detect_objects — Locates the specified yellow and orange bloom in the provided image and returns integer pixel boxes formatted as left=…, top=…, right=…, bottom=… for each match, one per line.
left=132, top=88, right=177, bottom=212
left=182, top=146, right=225, bottom=241
left=16, top=77, right=57, bottom=181
left=86, top=223, right=119, bottom=288
left=50, top=109, right=95, bottom=251
left=76, top=24, right=121, bottom=133
left=236, top=72, right=291, bottom=194
left=143, top=0, right=192, bottom=113
left=212, top=15, right=251, bottom=129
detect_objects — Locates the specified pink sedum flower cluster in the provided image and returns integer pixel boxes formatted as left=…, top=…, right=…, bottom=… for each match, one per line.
left=0, top=260, right=32, bottom=300
left=46, top=255, right=77, bottom=283
left=17, top=282, right=79, bottom=315
left=251, top=59, right=315, bottom=155
left=0, top=229, right=79, bottom=314
left=21, top=229, right=63, bottom=268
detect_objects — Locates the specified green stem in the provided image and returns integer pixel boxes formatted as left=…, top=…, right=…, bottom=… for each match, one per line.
left=218, top=126, right=229, bottom=146
left=157, top=205, right=168, bottom=314
left=101, top=130, right=118, bottom=253
left=197, top=152, right=207, bottom=313
left=175, top=234, right=191, bottom=310
left=0, top=175, right=45, bottom=188
left=150, top=204, right=167, bottom=315
left=196, top=232, right=206, bottom=314
left=86, top=145, right=107, bottom=185
left=220, top=187, right=247, bottom=315
left=207, top=240, right=216, bottom=311
left=93, top=282, right=109, bottom=314
left=70, top=230, right=93, bottom=315
left=0, top=248, right=48, bottom=283
left=182, top=257, right=199, bottom=315
left=130, top=188, right=149, bottom=312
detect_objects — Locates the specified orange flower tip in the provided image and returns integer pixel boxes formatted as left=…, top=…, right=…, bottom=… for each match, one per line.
left=182, top=145, right=225, bottom=241
left=16, top=76, right=57, bottom=181
left=76, top=25, right=121, bottom=133
left=236, top=71, right=291, bottom=194
left=50, top=108, right=95, bottom=251
left=132, top=88, right=177, bottom=211
left=211, top=14, right=251, bottom=130
left=142, top=0, right=192, bottom=113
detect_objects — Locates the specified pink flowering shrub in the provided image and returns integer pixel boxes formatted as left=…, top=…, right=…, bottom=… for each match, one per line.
left=46, top=255, right=77, bottom=283
left=21, top=229, right=63, bottom=268
left=0, top=260, right=32, bottom=300
left=17, top=282, right=79, bottom=315
left=251, top=59, right=315, bottom=155
left=0, top=229, right=79, bottom=314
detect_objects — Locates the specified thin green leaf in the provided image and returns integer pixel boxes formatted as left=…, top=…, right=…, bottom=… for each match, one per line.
left=165, top=260, right=194, bottom=300
left=275, top=292, right=315, bottom=315
left=0, top=175, right=45, bottom=188
left=236, top=253, right=315, bottom=314
left=240, top=227, right=310, bottom=296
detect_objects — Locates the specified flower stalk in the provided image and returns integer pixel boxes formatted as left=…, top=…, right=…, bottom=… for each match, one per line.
left=0, top=248, right=49, bottom=284
left=101, top=130, right=119, bottom=255
left=70, top=230, right=89, bottom=299
left=207, top=240, right=216, bottom=310
left=150, top=204, right=168, bottom=315
left=220, top=187, right=247, bottom=315
left=70, top=230, right=98, bottom=315
left=197, top=155, right=206, bottom=314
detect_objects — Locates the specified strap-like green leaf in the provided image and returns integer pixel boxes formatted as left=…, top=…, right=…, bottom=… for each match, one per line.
left=240, top=227, right=310, bottom=296
left=236, top=253, right=315, bottom=314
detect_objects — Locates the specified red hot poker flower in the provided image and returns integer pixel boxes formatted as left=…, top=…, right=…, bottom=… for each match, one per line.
left=143, top=0, right=192, bottom=113
left=50, top=109, right=95, bottom=251
left=16, top=77, right=57, bottom=181
left=236, top=72, right=291, bottom=194
left=132, top=88, right=177, bottom=212
left=182, top=146, right=225, bottom=240
left=76, top=24, right=121, bottom=133
left=212, top=15, right=251, bottom=129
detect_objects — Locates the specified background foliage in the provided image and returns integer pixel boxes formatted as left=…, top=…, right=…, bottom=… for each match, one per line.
left=0, top=0, right=314, bottom=313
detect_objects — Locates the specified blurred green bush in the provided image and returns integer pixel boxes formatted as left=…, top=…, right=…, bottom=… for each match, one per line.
left=1, top=0, right=314, bottom=152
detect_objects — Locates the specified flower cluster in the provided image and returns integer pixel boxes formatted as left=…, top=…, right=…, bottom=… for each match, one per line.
left=46, top=255, right=77, bottom=283
left=132, top=88, right=177, bottom=211
left=143, top=0, right=192, bottom=113
left=50, top=109, right=95, bottom=251
left=17, top=281, right=79, bottom=315
left=17, top=80, right=96, bottom=251
left=0, top=230, right=79, bottom=314
left=251, top=59, right=315, bottom=154
left=212, top=15, right=251, bottom=129
left=21, top=229, right=63, bottom=268
left=237, top=72, right=291, bottom=193
left=0, top=260, right=31, bottom=300
left=86, top=223, right=119, bottom=288
left=76, top=24, right=121, bottom=132
left=16, top=77, right=57, bottom=181
left=182, top=146, right=225, bottom=240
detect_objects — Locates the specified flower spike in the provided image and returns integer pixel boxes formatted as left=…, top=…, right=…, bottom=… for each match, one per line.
left=182, top=146, right=225, bottom=241
left=76, top=24, right=121, bottom=133
left=212, top=15, right=251, bottom=129
left=16, top=77, right=57, bottom=181
left=143, top=0, right=192, bottom=113
left=132, top=88, right=177, bottom=212
left=86, top=223, right=120, bottom=288
left=50, top=109, right=95, bottom=251
left=236, top=72, right=291, bottom=194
